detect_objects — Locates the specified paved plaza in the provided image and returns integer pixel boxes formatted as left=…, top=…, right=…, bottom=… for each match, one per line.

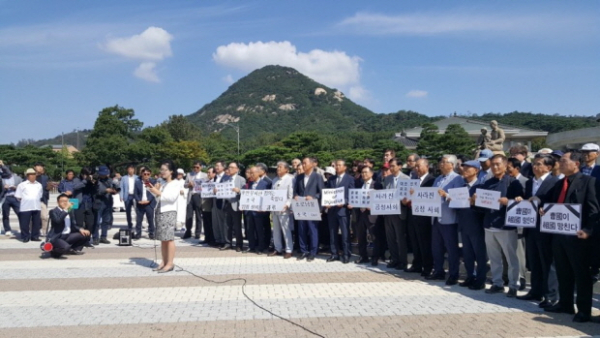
left=1, top=198, right=600, bottom=337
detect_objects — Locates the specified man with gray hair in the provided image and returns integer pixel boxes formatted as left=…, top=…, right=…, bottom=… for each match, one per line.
left=427, top=155, right=464, bottom=285
left=248, top=163, right=272, bottom=254
left=269, top=161, right=294, bottom=258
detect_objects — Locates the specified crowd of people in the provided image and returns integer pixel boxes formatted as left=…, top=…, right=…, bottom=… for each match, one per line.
left=1, top=142, right=600, bottom=322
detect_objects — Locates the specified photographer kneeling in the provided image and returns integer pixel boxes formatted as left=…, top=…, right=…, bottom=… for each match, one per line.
left=47, top=194, right=91, bottom=258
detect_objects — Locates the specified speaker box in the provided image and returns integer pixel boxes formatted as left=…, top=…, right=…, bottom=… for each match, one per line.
left=119, top=229, right=132, bottom=246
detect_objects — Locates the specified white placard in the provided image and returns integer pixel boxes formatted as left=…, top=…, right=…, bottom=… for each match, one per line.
left=369, top=189, right=401, bottom=215
left=505, top=200, right=538, bottom=228
left=262, top=190, right=287, bottom=212
left=215, top=181, right=236, bottom=199
left=411, top=187, right=442, bottom=217
left=475, top=188, right=501, bottom=210
left=193, top=178, right=205, bottom=193
left=200, top=182, right=216, bottom=198
left=540, top=203, right=581, bottom=236
left=448, top=187, right=471, bottom=209
left=396, top=179, right=421, bottom=199
left=292, top=197, right=322, bottom=220
left=322, top=187, right=345, bottom=207
left=348, top=189, right=372, bottom=208
left=239, top=190, right=263, bottom=211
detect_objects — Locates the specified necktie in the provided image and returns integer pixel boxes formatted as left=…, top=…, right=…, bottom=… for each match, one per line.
left=336, top=176, right=341, bottom=186
left=363, top=181, right=369, bottom=189
left=557, top=178, right=569, bottom=203
left=394, top=177, right=398, bottom=188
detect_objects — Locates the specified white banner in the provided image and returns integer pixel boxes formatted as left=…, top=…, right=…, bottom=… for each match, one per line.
left=292, top=197, right=322, bottom=220
left=200, top=182, right=216, bottom=198
left=396, top=179, right=421, bottom=199
left=262, top=190, right=287, bottom=212
left=411, top=187, right=442, bottom=217
left=348, top=189, right=371, bottom=208
left=215, top=181, right=236, bottom=199
left=505, top=200, right=538, bottom=228
left=321, top=187, right=345, bottom=207
left=475, top=188, right=501, bottom=210
left=239, top=190, right=263, bottom=211
left=540, top=203, right=581, bottom=236
left=448, top=187, right=471, bottom=209
left=192, top=178, right=205, bottom=193
left=369, top=189, right=401, bottom=215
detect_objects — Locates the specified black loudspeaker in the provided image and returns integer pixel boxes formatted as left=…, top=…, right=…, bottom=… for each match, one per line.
left=119, top=229, right=132, bottom=246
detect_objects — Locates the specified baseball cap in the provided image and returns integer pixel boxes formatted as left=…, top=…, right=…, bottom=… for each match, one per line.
left=24, top=168, right=36, bottom=176
left=478, top=149, right=493, bottom=162
left=461, top=160, right=481, bottom=170
left=581, top=143, right=600, bottom=152
left=177, top=168, right=185, bottom=174
left=97, top=165, right=110, bottom=176
left=550, top=150, right=564, bottom=158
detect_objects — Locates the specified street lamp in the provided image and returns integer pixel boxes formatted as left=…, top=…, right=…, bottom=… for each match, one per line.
left=223, top=122, right=240, bottom=156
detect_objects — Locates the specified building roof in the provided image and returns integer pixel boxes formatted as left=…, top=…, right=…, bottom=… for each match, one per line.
left=392, top=133, right=419, bottom=149
left=402, top=116, right=547, bottom=138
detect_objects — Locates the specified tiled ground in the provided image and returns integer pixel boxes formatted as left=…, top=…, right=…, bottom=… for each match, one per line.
left=1, top=197, right=600, bottom=337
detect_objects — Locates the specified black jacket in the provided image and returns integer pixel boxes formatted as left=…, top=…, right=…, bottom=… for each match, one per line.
left=47, top=207, right=80, bottom=242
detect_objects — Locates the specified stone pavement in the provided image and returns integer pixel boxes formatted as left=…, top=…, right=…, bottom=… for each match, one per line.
left=1, top=198, right=600, bottom=337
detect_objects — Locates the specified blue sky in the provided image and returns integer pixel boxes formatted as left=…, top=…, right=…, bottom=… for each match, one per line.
left=1, top=0, right=599, bottom=144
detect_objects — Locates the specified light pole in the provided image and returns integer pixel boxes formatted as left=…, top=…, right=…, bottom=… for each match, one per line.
left=223, top=122, right=240, bottom=156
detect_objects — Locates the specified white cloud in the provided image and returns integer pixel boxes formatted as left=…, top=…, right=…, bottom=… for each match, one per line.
left=348, top=85, right=369, bottom=102
left=213, top=41, right=363, bottom=94
left=222, top=74, right=234, bottom=84
left=134, top=62, right=159, bottom=83
left=406, top=90, right=428, bottom=98
left=102, top=26, right=173, bottom=82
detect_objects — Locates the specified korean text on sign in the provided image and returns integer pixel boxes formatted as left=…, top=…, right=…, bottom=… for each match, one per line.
left=262, top=190, right=287, bottom=212
left=215, top=181, right=236, bottom=199
left=411, top=187, right=442, bottom=217
left=505, top=200, right=538, bottom=228
left=396, top=179, right=421, bottom=199
left=292, top=197, right=322, bottom=220
left=540, top=203, right=581, bottom=236
left=369, top=189, right=400, bottom=215
left=475, top=188, right=501, bottom=210
left=448, top=187, right=470, bottom=209
left=321, top=187, right=346, bottom=207
left=200, top=183, right=216, bottom=198
left=239, top=190, right=263, bottom=211
left=348, top=189, right=371, bottom=208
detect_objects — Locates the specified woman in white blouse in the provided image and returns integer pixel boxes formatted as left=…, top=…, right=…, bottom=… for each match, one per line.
left=147, top=160, right=179, bottom=273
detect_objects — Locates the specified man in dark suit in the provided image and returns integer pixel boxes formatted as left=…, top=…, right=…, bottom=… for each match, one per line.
left=247, top=163, right=272, bottom=254
left=405, top=158, right=435, bottom=276
left=47, top=194, right=91, bottom=258
left=222, top=162, right=246, bottom=251
left=350, top=166, right=382, bottom=264
left=516, top=154, right=559, bottom=307
left=133, top=168, right=156, bottom=239
left=293, top=157, right=324, bottom=262
left=211, top=161, right=228, bottom=247
left=383, top=158, right=410, bottom=270
left=325, top=159, right=355, bottom=264
left=509, top=145, right=533, bottom=179
left=543, top=150, right=599, bottom=323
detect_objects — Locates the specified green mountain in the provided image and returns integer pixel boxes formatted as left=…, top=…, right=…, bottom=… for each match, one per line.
left=186, top=65, right=441, bottom=144
left=466, top=112, right=600, bottom=134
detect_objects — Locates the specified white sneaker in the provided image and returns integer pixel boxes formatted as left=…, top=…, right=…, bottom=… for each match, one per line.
left=4, top=231, right=12, bottom=237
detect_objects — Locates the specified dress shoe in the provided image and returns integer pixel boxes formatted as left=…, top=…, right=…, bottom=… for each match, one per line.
left=99, top=238, right=111, bottom=244
left=243, top=248, right=255, bottom=254
left=133, top=233, right=141, bottom=240
left=342, top=256, right=350, bottom=264
left=307, top=255, right=315, bottom=262
left=445, top=277, right=458, bottom=286
left=469, top=283, right=486, bottom=290
left=516, top=293, right=543, bottom=301
left=283, top=253, right=292, bottom=259
left=425, top=273, right=445, bottom=281
left=182, top=232, right=192, bottom=239
left=327, top=255, right=340, bottom=262
left=31, top=238, right=41, bottom=242
left=538, top=299, right=558, bottom=308
left=93, top=239, right=99, bottom=246
left=297, top=253, right=309, bottom=261
left=355, top=257, right=370, bottom=264
left=506, top=287, right=517, bottom=298
left=386, top=261, right=398, bottom=269
left=83, top=242, right=94, bottom=248
left=573, top=312, right=591, bottom=323
left=220, top=244, right=232, bottom=251
left=66, top=249, right=84, bottom=255
left=235, top=247, right=242, bottom=253
left=268, top=251, right=280, bottom=257
left=519, top=277, right=527, bottom=291
left=22, top=238, right=30, bottom=243
left=544, top=303, right=575, bottom=314
left=459, top=277, right=474, bottom=287
left=148, top=233, right=155, bottom=240
left=157, top=266, right=174, bottom=273
left=485, top=285, right=505, bottom=294
left=405, top=266, right=422, bottom=273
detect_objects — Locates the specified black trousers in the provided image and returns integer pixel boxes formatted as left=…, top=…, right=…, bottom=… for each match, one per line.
left=51, top=232, right=89, bottom=256
left=186, top=194, right=203, bottom=236
left=371, top=215, right=387, bottom=260
left=355, top=210, right=374, bottom=259
left=19, top=210, right=41, bottom=240
left=2, top=195, right=19, bottom=231
left=526, top=230, right=554, bottom=298
left=248, top=213, right=269, bottom=251
left=407, top=213, right=433, bottom=273
left=202, top=211, right=215, bottom=243
left=224, top=205, right=243, bottom=247
left=135, top=204, right=155, bottom=236
left=553, top=235, right=593, bottom=315
left=384, top=215, right=407, bottom=266
left=74, top=206, right=94, bottom=231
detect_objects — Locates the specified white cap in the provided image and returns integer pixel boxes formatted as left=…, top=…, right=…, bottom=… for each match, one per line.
left=177, top=168, right=185, bottom=174
left=324, top=166, right=335, bottom=175
left=581, top=143, right=600, bottom=151
left=537, top=148, right=553, bottom=154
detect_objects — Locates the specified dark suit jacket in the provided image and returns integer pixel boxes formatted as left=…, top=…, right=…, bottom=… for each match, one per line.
left=48, top=207, right=80, bottom=242
left=326, top=173, right=355, bottom=216
left=420, top=173, right=436, bottom=188
left=477, top=175, right=524, bottom=230
left=134, top=179, right=157, bottom=208
left=520, top=162, right=534, bottom=179
left=293, top=171, right=324, bottom=200
left=523, top=174, right=559, bottom=234
left=548, top=172, right=599, bottom=235
left=214, top=174, right=230, bottom=209
left=355, top=180, right=383, bottom=223
left=251, top=176, right=273, bottom=217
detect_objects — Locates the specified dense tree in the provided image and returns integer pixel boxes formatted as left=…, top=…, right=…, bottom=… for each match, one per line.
left=161, top=115, right=202, bottom=142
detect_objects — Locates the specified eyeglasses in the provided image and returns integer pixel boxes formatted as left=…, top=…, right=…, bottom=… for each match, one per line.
left=143, top=173, right=151, bottom=176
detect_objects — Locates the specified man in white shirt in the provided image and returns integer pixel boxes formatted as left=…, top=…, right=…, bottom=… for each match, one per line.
left=119, top=164, right=138, bottom=231
left=15, top=168, right=43, bottom=243
left=184, top=161, right=208, bottom=239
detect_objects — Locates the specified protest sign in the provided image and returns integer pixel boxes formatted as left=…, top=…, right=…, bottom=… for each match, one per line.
left=540, top=203, right=581, bottom=236
left=215, top=181, right=236, bottom=199
left=291, top=197, right=321, bottom=220
left=192, top=177, right=205, bottom=193
left=322, top=187, right=345, bottom=207
left=369, top=189, right=400, bottom=215
left=262, top=190, right=287, bottom=212
left=475, top=188, right=501, bottom=210
left=505, top=200, right=538, bottom=227
left=448, top=187, right=471, bottom=209
left=411, top=187, right=442, bottom=217
left=348, top=189, right=372, bottom=208
left=200, top=182, right=216, bottom=198
left=396, top=179, right=421, bottom=199
left=239, top=190, right=263, bottom=211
